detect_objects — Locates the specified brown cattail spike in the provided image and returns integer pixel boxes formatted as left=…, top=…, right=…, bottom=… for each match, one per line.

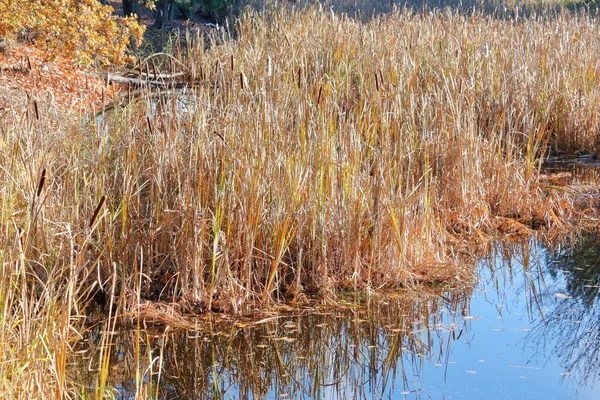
left=146, top=116, right=154, bottom=135
left=89, top=195, right=107, bottom=228
left=316, top=85, right=323, bottom=105
left=36, top=168, right=46, bottom=197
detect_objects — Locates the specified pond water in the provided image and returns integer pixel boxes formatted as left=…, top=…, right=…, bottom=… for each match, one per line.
left=71, top=233, right=600, bottom=399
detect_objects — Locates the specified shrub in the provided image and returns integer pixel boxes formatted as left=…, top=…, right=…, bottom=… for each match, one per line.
left=0, top=0, right=145, bottom=65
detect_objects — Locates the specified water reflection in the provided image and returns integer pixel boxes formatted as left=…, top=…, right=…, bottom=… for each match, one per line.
left=71, top=236, right=600, bottom=399
left=526, top=234, right=600, bottom=387
left=542, top=153, right=600, bottom=187
left=546, top=234, right=600, bottom=307
left=73, top=288, right=471, bottom=399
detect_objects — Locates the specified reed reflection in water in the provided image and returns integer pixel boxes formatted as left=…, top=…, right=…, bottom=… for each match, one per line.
left=526, top=234, right=600, bottom=388
left=71, top=236, right=600, bottom=399
left=72, top=287, right=472, bottom=399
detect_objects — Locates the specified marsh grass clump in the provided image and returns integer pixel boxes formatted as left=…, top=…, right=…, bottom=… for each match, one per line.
left=2, top=6, right=600, bottom=397
left=106, top=7, right=599, bottom=309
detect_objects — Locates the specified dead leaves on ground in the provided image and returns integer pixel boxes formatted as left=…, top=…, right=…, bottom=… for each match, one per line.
left=0, top=43, right=120, bottom=115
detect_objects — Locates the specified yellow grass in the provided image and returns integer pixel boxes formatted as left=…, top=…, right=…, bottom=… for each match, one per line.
left=1, top=5, right=600, bottom=397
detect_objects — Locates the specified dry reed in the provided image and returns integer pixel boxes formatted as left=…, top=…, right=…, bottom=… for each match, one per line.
left=1, top=5, right=600, bottom=397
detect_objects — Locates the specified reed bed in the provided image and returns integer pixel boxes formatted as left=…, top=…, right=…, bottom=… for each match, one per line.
left=1, top=6, right=600, bottom=397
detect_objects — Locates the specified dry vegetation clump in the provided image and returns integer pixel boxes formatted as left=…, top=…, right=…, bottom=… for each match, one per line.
left=1, top=6, right=600, bottom=396
left=123, top=7, right=599, bottom=305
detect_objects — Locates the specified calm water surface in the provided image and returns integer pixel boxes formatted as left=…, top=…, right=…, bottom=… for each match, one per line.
left=73, top=235, right=600, bottom=399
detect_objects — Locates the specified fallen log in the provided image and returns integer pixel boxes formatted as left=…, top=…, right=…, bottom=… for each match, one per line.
left=80, top=70, right=187, bottom=88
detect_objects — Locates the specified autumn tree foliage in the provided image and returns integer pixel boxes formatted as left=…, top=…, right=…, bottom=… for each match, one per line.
left=0, top=0, right=145, bottom=65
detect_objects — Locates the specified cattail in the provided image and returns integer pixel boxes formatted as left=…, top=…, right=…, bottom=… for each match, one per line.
left=147, top=116, right=154, bottom=135
left=89, top=195, right=106, bottom=228
left=36, top=168, right=46, bottom=197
